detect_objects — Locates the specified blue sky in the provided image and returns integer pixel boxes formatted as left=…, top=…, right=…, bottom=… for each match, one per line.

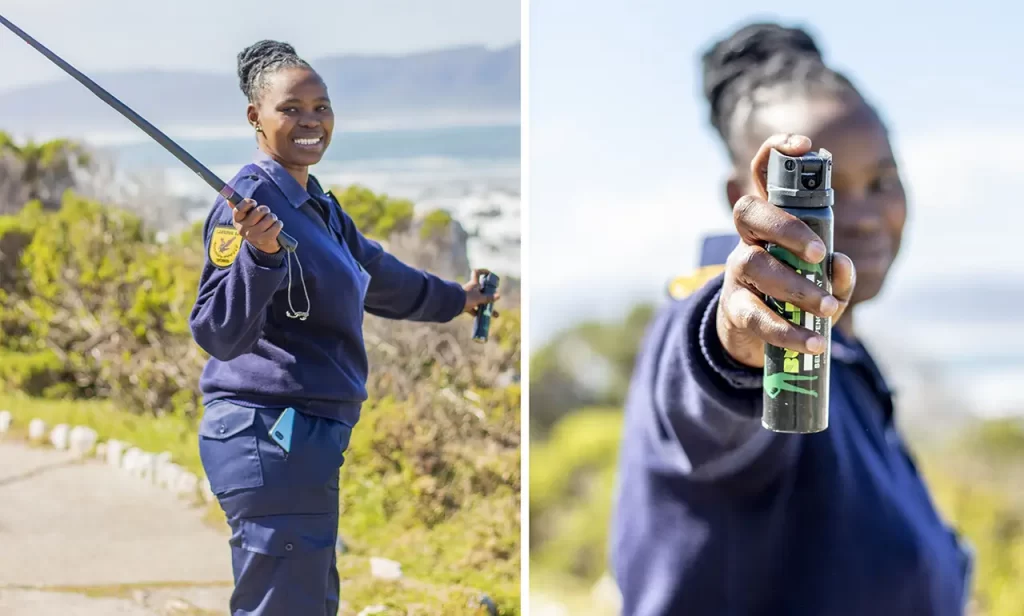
left=0, top=0, right=520, bottom=90
left=530, top=1, right=1024, bottom=345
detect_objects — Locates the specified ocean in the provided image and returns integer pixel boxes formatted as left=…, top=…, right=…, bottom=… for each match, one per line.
left=94, top=123, right=521, bottom=277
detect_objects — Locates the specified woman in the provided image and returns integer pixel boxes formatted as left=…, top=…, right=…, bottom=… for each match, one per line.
left=610, top=23, right=972, bottom=616
left=188, top=40, right=499, bottom=615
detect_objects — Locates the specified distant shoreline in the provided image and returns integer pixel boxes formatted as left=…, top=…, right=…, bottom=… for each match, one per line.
left=10, top=114, right=522, bottom=149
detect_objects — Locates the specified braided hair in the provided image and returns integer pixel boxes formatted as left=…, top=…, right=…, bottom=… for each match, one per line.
left=237, top=40, right=312, bottom=104
left=701, top=23, right=865, bottom=158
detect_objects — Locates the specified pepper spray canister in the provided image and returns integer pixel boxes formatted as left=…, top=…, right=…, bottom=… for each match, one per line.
left=472, top=273, right=500, bottom=343
left=762, top=148, right=834, bottom=433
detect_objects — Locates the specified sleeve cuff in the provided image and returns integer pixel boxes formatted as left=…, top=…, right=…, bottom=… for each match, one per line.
left=244, top=242, right=286, bottom=269
left=696, top=288, right=764, bottom=390
left=443, top=280, right=468, bottom=322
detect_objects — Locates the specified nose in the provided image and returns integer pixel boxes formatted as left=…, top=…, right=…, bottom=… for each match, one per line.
left=835, top=197, right=885, bottom=236
left=298, top=113, right=320, bottom=128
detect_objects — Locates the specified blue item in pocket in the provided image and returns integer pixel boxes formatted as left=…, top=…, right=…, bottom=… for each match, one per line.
left=270, top=407, right=296, bottom=453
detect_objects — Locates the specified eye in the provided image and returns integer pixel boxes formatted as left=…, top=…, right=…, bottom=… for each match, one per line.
left=870, top=172, right=902, bottom=194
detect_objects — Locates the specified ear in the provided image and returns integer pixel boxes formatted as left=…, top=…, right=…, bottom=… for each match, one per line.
left=246, top=103, right=259, bottom=129
left=725, top=172, right=743, bottom=210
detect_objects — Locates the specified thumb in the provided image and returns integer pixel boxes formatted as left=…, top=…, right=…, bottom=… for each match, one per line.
left=829, top=252, right=856, bottom=325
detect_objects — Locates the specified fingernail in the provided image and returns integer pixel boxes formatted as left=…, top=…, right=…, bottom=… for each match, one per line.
left=820, top=296, right=839, bottom=316
left=806, top=336, right=825, bottom=353
left=807, top=240, right=826, bottom=262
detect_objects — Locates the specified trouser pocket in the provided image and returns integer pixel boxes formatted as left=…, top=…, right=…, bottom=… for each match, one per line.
left=228, top=512, right=340, bottom=616
left=198, top=402, right=264, bottom=495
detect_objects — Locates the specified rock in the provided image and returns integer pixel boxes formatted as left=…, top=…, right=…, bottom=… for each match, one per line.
left=28, top=418, right=47, bottom=443
left=369, top=557, right=403, bottom=580
left=68, top=426, right=98, bottom=455
left=591, top=572, right=622, bottom=610
left=357, top=606, right=388, bottom=616
left=121, top=447, right=143, bottom=473
left=130, top=588, right=149, bottom=605
left=200, top=477, right=216, bottom=504
left=335, top=535, right=349, bottom=554
left=0, top=410, right=11, bottom=434
left=106, top=439, right=126, bottom=467
left=95, top=442, right=107, bottom=459
left=162, top=598, right=193, bottom=614
left=135, top=452, right=157, bottom=483
left=50, top=424, right=70, bottom=450
left=156, top=461, right=182, bottom=489
left=173, top=471, right=199, bottom=498
left=386, top=215, right=470, bottom=282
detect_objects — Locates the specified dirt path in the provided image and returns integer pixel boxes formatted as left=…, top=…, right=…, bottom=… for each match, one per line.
left=0, top=438, right=234, bottom=615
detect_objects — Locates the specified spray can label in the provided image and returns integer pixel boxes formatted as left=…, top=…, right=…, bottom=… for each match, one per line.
left=763, top=245, right=827, bottom=399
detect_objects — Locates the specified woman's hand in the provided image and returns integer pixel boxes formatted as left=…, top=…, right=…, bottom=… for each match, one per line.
left=715, top=134, right=857, bottom=368
left=233, top=198, right=285, bottom=254
left=463, top=268, right=501, bottom=317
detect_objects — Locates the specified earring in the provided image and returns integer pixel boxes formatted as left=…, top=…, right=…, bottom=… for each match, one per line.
left=255, top=125, right=263, bottom=133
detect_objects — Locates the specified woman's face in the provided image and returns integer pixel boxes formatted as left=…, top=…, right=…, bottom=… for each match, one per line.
left=730, top=96, right=908, bottom=305
left=248, top=66, right=335, bottom=170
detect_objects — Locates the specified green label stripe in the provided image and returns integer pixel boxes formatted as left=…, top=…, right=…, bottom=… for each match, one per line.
left=767, top=245, right=822, bottom=274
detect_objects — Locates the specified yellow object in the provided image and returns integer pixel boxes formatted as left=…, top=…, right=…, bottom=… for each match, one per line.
left=209, top=226, right=243, bottom=268
left=666, top=265, right=726, bottom=299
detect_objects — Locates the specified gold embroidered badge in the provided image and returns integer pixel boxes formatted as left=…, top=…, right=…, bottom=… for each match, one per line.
left=667, top=265, right=726, bottom=299
left=209, top=226, right=243, bottom=268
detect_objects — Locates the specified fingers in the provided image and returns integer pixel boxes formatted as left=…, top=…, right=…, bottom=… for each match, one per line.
left=723, top=285, right=827, bottom=355
left=252, top=210, right=280, bottom=234
left=750, top=133, right=813, bottom=199
left=829, top=252, right=856, bottom=323
left=733, top=195, right=827, bottom=264
left=728, top=244, right=838, bottom=319
left=470, top=267, right=492, bottom=285
left=232, top=198, right=256, bottom=223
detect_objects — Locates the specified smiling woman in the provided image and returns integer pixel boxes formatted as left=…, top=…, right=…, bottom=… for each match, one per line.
left=185, top=38, right=503, bottom=616
left=238, top=41, right=334, bottom=173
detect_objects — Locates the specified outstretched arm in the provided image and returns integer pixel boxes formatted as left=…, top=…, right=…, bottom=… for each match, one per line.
left=336, top=209, right=467, bottom=322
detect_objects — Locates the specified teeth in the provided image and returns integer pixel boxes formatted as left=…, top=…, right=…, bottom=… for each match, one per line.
left=294, top=137, right=321, bottom=145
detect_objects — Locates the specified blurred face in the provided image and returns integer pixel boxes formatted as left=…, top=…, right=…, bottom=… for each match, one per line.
left=730, top=95, right=908, bottom=304
left=248, top=66, right=335, bottom=172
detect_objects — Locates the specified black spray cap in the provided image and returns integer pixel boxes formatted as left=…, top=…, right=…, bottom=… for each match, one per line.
left=480, top=272, right=500, bottom=294
left=766, top=148, right=834, bottom=208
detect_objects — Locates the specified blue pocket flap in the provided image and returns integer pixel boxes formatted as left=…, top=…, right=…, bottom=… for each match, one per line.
left=238, top=513, right=338, bottom=557
left=198, top=402, right=257, bottom=440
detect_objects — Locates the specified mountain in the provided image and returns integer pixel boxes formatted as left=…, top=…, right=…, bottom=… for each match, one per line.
left=0, top=43, right=520, bottom=136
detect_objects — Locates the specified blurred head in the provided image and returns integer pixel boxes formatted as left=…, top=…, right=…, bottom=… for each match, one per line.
left=238, top=40, right=334, bottom=175
left=701, top=23, right=907, bottom=304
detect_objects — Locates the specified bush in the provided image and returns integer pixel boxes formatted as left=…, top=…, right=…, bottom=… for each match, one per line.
left=330, top=184, right=415, bottom=239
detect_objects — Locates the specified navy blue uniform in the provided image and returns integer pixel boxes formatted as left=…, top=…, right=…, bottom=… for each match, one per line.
left=189, top=150, right=466, bottom=615
left=610, top=235, right=974, bottom=616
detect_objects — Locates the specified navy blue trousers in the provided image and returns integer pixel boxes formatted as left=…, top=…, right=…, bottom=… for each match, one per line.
left=198, top=401, right=352, bottom=616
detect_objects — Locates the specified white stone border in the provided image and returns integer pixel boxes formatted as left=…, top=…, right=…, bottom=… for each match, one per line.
left=0, top=409, right=215, bottom=505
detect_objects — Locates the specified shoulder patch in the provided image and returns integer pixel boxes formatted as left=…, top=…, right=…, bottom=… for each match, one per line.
left=209, top=225, right=243, bottom=268
left=667, top=265, right=726, bottom=300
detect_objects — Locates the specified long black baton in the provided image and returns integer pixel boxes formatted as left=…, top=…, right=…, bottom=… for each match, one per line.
left=0, top=13, right=298, bottom=252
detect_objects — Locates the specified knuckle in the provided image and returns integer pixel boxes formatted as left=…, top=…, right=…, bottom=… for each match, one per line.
left=732, top=194, right=759, bottom=223
left=730, top=247, right=762, bottom=282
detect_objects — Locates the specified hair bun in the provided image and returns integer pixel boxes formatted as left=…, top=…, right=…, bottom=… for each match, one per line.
left=701, top=23, right=823, bottom=128
left=237, top=40, right=299, bottom=98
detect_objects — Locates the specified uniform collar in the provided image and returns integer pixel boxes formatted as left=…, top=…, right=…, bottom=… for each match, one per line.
left=251, top=149, right=322, bottom=208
